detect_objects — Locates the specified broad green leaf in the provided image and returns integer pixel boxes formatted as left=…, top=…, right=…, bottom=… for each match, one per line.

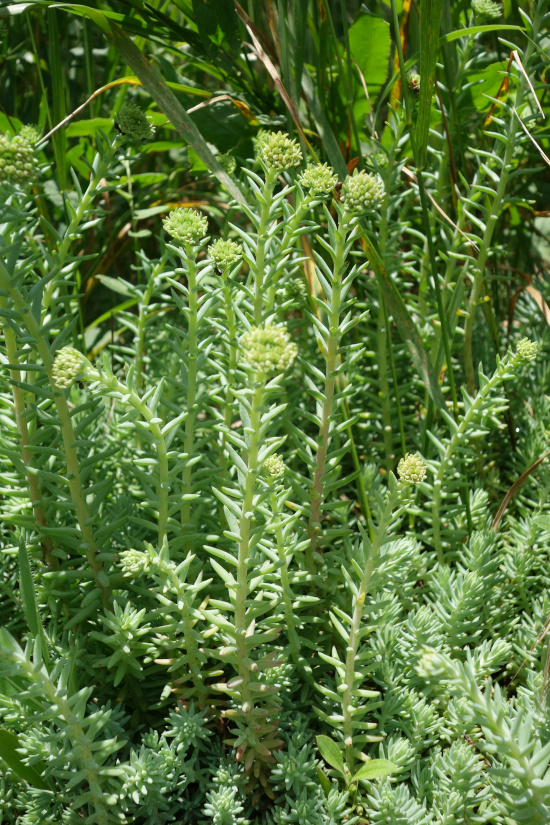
left=353, top=758, right=397, bottom=782
left=0, top=730, right=48, bottom=789
left=349, top=14, right=391, bottom=102
left=66, top=118, right=113, bottom=138
left=317, top=766, right=332, bottom=796
left=418, top=0, right=443, bottom=169
left=316, top=735, right=346, bottom=775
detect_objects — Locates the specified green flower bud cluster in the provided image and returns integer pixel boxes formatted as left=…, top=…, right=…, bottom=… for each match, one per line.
left=366, top=151, right=388, bottom=170
left=263, top=454, right=285, bottom=480
left=119, top=549, right=153, bottom=579
left=0, top=131, right=39, bottom=186
left=217, top=151, right=237, bottom=175
left=472, top=0, right=501, bottom=18
left=397, top=453, right=427, bottom=485
left=283, top=277, right=309, bottom=304
left=52, top=347, right=92, bottom=390
left=515, top=337, right=538, bottom=364
left=341, top=169, right=385, bottom=214
left=240, top=325, right=297, bottom=378
left=258, top=131, right=303, bottom=173
left=298, top=163, right=338, bottom=197
left=163, top=208, right=208, bottom=246
left=209, top=238, right=243, bottom=272
left=18, top=125, right=41, bottom=145
left=115, top=102, right=155, bottom=144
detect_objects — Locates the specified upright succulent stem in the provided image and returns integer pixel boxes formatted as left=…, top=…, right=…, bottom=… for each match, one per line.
left=307, top=213, right=351, bottom=569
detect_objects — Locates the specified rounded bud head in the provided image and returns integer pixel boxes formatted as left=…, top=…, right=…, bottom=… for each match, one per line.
left=472, top=0, right=502, bottom=18
left=263, top=454, right=285, bottom=480
left=341, top=169, right=385, bottom=214
left=120, top=549, right=152, bottom=578
left=397, top=452, right=427, bottom=485
left=298, top=163, right=338, bottom=197
left=209, top=238, right=243, bottom=272
left=18, top=125, right=42, bottom=145
left=515, top=338, right=538, bottom=364
left=258, top=131, right=303, bottom=173
left=115, top=102, right=155, bottom=144
left=52, top=347, right=91, bottom=389
left=240, top=325, right=298, bottom=378
left=0, top=132, right=39, bottom=187
left=163, top=207, right=208, bottom=246
left=217, top=151, right=237, bottom=175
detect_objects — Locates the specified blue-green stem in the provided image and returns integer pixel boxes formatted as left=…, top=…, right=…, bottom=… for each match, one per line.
left=307, top=211, right=353, bottom=569
left=265, top=192, right=316, bottom=314
left=181, top=247, right=199, bottom=527
left=42, top=141, right=117, bottom=314
left=431, top=355, right=513, bottom=561
left=0, top=268, right=109, bottom=603
left=1, top=305, right=56, bottom=568
left=253, top=168, right=278, bottom=324
left=269, top=488, right=311, bottom=679
left=135, top=259, right=166, bottom=393
left=91, top=369, right=169, bottom=547
left=341, top=485, right=399, bottom=773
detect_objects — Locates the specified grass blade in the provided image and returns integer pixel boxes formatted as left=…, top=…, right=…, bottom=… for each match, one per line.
left=418, top=0, right=443, bottom=169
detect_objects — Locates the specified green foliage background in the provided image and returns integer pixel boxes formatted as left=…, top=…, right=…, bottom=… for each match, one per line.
left=1, top=0, right=550, bottom=823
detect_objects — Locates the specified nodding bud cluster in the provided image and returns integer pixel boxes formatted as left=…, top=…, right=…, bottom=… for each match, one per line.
left=397, top=453, right=427, bottom=485
left=472, top=0, right=501, bottom=18
left=298, top=163, right=338, bottom=197
left=240, top=325, right=297, bottom=378
left=119, top=549, right=153, bottom=579
left=258, top=131, right=303, bottom=173
left=515, top=338, right=539, bottom=364
left=367, top=150, right=388, bottom=170
left=209, top=238, right=243, bottom=272
left=163, top=208, right=208, bottom=246
left=263, top=454, right=285, bottom=480
left=52, top=347, right=92, bottom=390
left=217, top=152, right=237, bottom=175
left=283, top=277, right=308, bottom=304
left=341, top=169, right=385, bottom=214
left=115, top=102, right=155, bottom=144
left=0, top=131, right=40, bottom=186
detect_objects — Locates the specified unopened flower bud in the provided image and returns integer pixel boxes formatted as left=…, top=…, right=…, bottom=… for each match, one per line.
left=52, top=347, right=93, bottom=390
left=0, top=132, right=39, bottom=187
left=263, top=454, right=285, bottom=480
left=120, top=549, right=152, bottom=578
left=472, top=0, right=501, bottom=18
left=259, top=131, right=303, bottom=173
left=240, top=325, right=297, bottom=378
left=209, top=238, right=243, bottom=272
left=341, top=169, right=384, bottom=214
left=515, top=338, right=538, bottom=363
left=115, top=102, right=155, bottom=144
left=397, top=452, right=427, bottom=485
left=217, top=152, right=236, bottom=175
left=163, top=208, right=208, bottom=246
left=298, top=163, right=338, bottom=197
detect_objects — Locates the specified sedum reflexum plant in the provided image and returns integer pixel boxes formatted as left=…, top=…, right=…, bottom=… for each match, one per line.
left=1, top=27, right=550, bottom=820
